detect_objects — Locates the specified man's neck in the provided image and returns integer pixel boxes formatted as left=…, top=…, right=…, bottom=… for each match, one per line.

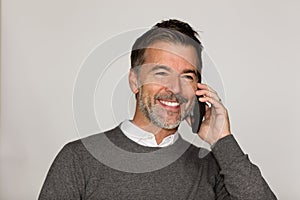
left=131, top=117, right=177, bottom=145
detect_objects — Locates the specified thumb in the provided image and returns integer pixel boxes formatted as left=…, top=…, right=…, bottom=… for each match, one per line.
left=204, top=105, right=211, bottom=119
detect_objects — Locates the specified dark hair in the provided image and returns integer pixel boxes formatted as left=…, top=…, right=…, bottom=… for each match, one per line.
left=130, top=19, right=203, bottom=75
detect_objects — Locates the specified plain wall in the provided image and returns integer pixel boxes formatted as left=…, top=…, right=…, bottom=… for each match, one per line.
left=1, top=0, right=300, bottom=199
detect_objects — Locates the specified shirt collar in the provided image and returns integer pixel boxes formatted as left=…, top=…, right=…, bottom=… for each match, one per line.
left=120, top=120, right=179, bottom=147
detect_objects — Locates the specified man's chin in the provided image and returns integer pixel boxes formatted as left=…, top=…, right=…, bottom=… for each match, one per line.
left=147, top=108, right=183, bottom=129
left=153, top=118, right=181, bottom=130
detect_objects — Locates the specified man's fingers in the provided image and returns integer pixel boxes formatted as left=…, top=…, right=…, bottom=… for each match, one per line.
left=196, top=89, right=219, bottom=100
left=197, top=83, right=216, bottom=93
left=198, top=96, right=222, bottom=107
left=195, top=83, right=221, bottom=104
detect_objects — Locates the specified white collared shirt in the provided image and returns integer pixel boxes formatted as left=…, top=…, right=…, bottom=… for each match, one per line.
left=120, top=120, right=179, bottom=147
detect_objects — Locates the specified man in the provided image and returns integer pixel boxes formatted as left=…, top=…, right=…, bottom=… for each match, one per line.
left=39, top=19, right=277, bottom=199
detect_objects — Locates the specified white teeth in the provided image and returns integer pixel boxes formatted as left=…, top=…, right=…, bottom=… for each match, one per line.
left=159, top=100, right=180, bottom=107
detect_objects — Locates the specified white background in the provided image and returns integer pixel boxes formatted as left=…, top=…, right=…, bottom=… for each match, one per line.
left=1, top=0, right=300, bottom=199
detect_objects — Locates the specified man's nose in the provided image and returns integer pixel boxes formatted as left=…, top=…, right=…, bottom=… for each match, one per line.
left=167, top=76, right=182, bottom=94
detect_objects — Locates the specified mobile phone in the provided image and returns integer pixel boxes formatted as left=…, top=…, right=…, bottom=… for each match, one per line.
left=190, top=76, right=206, bottom=133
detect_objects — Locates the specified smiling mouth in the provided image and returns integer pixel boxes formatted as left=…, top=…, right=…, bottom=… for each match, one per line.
left=158, top=99, right=180, bottom=107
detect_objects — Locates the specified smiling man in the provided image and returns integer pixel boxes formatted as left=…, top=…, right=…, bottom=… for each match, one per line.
left=39, top=19, right=277, bottom=199
left=130, top=41, right=199, bottom=144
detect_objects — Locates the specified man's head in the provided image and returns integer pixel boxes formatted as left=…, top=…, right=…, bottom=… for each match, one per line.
left=129, top=19, right=203, bottom=131
left=131, top=19, right=203, bottom=74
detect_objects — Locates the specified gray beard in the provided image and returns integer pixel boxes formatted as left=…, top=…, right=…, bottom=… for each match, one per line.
left=137, top=87, right=191, bottom=130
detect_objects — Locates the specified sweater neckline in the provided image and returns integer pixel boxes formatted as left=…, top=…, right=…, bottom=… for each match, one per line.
left=81, top=126, right=193, bottom=173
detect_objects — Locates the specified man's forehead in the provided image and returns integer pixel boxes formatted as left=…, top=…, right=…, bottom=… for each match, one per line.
left=143, top=41, right=199, bottom=70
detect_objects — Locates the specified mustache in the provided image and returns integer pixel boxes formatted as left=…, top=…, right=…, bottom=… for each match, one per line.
left=155, top=92, right=188, bottom=104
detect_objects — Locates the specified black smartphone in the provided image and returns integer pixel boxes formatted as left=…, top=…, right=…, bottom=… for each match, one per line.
left=190, top=75, right=206, bottom=133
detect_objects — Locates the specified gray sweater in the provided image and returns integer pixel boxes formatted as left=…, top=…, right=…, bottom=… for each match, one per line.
left=39, top=127, right=277, bottom=199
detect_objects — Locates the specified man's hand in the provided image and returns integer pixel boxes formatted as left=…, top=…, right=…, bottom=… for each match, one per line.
left=193, top=83, right=231, bottom=145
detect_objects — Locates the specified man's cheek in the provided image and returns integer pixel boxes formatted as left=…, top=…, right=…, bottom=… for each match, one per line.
left=184, top=99, right=194, bottom=114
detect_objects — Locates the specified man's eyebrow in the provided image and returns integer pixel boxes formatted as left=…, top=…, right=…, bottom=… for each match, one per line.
left=149, top=65, right=198, bottom=76
left=182, top=69, right=197, bottom=76
left=149, top=65, right=172, bottom=72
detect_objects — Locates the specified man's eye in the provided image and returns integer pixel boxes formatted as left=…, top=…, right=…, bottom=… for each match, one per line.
left=182, top=75, right=194, bottom=81
left=155, top=72, right=168, bottom=76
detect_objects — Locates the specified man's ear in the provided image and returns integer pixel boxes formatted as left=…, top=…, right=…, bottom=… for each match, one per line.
left=129, top=69, right=139, bottom=94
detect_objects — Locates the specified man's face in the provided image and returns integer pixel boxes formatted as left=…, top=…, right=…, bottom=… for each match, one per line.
left=133, top=41, right=199, bottom=130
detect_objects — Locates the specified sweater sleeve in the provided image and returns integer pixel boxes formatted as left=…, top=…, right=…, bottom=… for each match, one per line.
left=38, top=142, right=85, bottom=200
left=211, top=135, right=277, bottom=200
